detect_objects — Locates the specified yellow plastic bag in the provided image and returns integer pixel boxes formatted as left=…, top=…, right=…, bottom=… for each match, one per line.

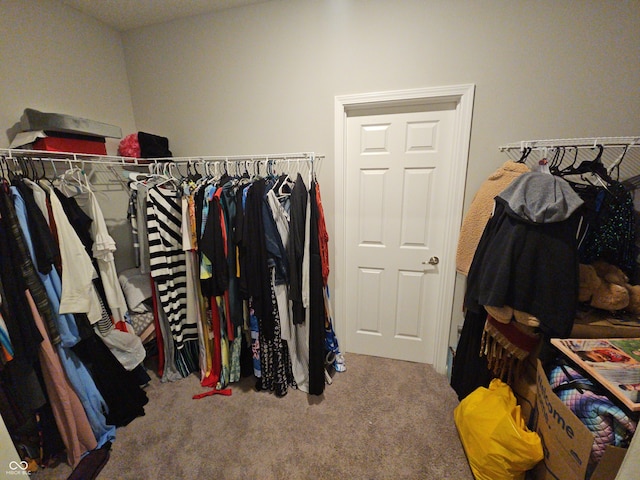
left=453, top=378, right=543, bottom=480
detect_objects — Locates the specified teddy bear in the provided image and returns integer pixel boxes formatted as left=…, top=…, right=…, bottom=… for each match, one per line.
left=484, top=260, right=640, bottom=324
left=579, top=260, right=640, bottom=314
left=591, top=260, right=629, bottom=287
left=625, top=284, right=640, bottom=314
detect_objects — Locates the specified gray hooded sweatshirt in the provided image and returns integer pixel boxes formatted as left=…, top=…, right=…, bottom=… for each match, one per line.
left=498, top=171, right=584, bottom=224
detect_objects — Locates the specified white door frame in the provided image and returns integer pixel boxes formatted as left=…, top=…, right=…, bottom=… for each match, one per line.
left=334, top=84, right=475, bottom=374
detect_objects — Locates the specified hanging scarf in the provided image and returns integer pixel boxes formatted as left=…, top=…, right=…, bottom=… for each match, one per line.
left=480, top=314, right=539, bottom=384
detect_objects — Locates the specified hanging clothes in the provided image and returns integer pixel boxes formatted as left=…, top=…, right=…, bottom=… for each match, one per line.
left=464, top=172, right=584, bottom=338
left=84, top=190, right=129, bottom=325
left=120, top=155, right=342, bottom=398
left=0, top=184, right=60, bottom=347
left=266, top=182, right=308, bottom=391
left=241, top=178, right=294, bottom=395
left=134, top=181, right=174, bottom=380
left=288, top=173, right=308, bottom=326
left=242, top=179, right=274, bottom=337
left=127, top=189, right=141, bottom=268
left=450, top=307, right=493, bottom=400
left=25, top=289, right=97, bottom=467
left=3, top=186, right=115, bottom=448
left=260, top=176, right=295, bottom=395
left=197, top=182, right=225, bottom=388
left=0, top=191, right=53, bottom=459
left=219, top=180, right=243, bottom=384
left=11, top=178, right=60, bottom=277
left=70, top=313, right=148, bottom=427
left=455, top=160, right=531, bottom=276
left=571, top=180, right=636, bottom=275
left=182, top=191, right=212, bottom=386
left=55, top=189, right=146, bottom=371
left=45, top=186, right=103, bottom=324
left=0, top=182, right=93, bottom=467
left=24, top=177, right=146, bottom=419
left=147, top=185, right=199, bottom=377
left=308, top=180, right=326, bottom=395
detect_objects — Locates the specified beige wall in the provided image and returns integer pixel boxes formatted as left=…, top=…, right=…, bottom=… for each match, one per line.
left=1, top=0, right=639, bottom=353
left=122, top=0, right=640, bottom=190
left=0, top=0, right=138, bottom=269
left=0, top=0, right=136, bottom=153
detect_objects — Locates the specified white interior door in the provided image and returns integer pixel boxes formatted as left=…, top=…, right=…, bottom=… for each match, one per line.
left=345, top=105, right=456, bottom=364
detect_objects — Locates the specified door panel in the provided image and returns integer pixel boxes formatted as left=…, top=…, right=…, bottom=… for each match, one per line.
left=346, top=108, right=455, bottom=363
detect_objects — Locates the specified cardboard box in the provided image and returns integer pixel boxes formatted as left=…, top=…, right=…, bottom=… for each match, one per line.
left=512, top=363, right=537, bottom=428
left=531, top=360, right=628, bottom=480
left=590, top=446, right=628, bottom=480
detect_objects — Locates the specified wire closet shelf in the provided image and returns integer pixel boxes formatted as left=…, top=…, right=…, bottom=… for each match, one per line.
left=0, top=148, right=324, bottom=192
left=0, top=148, right=323, bottom=166
left=498, top=136, right=640, bottom=180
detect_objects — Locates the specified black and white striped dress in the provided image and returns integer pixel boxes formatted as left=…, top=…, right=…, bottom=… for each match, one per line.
left=147, top=185, right=199, bottom=376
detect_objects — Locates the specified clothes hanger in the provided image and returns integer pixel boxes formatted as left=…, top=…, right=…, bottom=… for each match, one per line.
left=58, top=161, right=92, bottom=195
left=184, top=159, right=202, bottom=183
left=250, top=159, right=261, bottom=181
left=216, top=160, right=232, bottom=186
left=23, top=157, right=36, bottom=180
left=153, top=162, right=181, bottom=189
left=0, top=156, right=9, bottom=181
left=8, top=157, right=22, bottom=181
left=558, top=144, right=613, bottom=184
left=37, top=158, right=58, bottom=190
left=13, top=157, right=28, bottom=180
left=608, top=144, right=629, bottom=182
left=35, top=157, right=46, bottom=181
left=548, top=147, right=569, bottom=175
left=24, top=157, right=35, bottom=180
left=172, top=161, right=186, bottom=181
left=517, top=147, right=532, bottom=164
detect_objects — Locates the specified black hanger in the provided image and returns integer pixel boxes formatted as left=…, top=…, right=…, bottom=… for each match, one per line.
left=187, top=160, right=202, bottom=182
left=566, top=146, right=579, bottom=170
left=609, top=145, right=629, bottom=182
left=517, top=147, right=532, bottom=163
left=558, top=144, right=613, bottom=184
left=549, top=147, right=563, bottom=174
left=35, top=157, right=46, bottom=181
left=20, top=156, right=34, bottom=180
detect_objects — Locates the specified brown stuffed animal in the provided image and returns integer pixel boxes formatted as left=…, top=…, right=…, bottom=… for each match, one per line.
left=625, top=284, right=640, bottom=314
left=592, top=260, right=629, bottom=286
left=591, top=282, right=630, bottom=311
left=579, top=262, right=630, bottom=311
left=579, top=264, right=601, bottom=303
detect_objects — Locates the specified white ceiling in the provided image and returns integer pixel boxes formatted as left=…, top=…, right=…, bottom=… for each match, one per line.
left=60, top=0, right=268, bottom=31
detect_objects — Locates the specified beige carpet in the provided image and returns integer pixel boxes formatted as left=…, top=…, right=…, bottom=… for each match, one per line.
left=31, top=353, right=472, bottom=479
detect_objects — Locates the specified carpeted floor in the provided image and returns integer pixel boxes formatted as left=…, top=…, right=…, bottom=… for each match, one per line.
left=30, top=353, right=472, bottom=479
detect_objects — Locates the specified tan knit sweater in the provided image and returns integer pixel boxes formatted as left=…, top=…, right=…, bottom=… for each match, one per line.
left=456, top=161, right=530, bottom=276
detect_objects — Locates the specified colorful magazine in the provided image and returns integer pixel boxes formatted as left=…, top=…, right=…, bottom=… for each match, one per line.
left=550, top=338, right=640, bottom=412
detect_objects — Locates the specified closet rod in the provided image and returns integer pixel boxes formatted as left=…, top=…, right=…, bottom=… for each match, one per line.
left=498, top=136, right=640, bottom=152
left=499, top=136, right=640, bottom=175
left=0, top=147, right=141, bottom=166
left=0, top=148, right=324, bottom=166
left=145, top=152, right=323, bottom=163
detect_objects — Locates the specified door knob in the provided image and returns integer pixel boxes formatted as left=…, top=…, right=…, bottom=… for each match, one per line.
left=423, top=256, right=439, bottom=266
